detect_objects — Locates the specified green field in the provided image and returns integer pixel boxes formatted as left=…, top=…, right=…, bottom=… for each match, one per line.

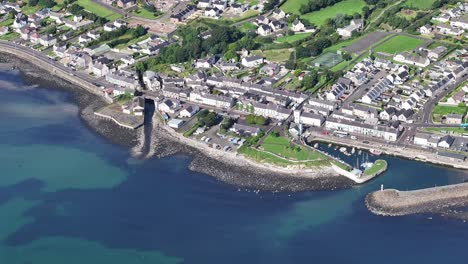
left=251, top=48, right=292, bottom=62
left=276, top=33, right=310, bottom=43
left=433, top=104, right=467, bottom=116
left=403, top=0, right=437, bottom=10
left=281, top=0, right=309, bottom=15
left=0, top=32, right=19, bottom=40
left=76, top=0, right=122, bottom=20
left=132, top=8, right=159, bottom=19
left=373, top=35, right=425, bottom=54
left=238, top=135, right=332, bottom=167
left=363, top=160, right=387, bottom=176
left=300, top=0, right=367, bottom=26
left=239, top=22, right=257, bottom=32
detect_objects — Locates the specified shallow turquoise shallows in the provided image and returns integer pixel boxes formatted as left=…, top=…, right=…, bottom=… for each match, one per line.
left=1, top=69, right=468, bottom=264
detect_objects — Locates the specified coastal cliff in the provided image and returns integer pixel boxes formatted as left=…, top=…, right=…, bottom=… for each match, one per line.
left=366, top=183, right=468, bottom=216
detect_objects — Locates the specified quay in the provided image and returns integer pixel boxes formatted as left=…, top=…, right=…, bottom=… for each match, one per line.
left=94, top=106, right=144, bottom=130
left=366, top=182, right=468, bottom=216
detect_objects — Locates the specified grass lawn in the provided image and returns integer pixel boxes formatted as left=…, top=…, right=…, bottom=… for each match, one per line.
left=114, top=33, right=150, bottom=49
left=433, top=104, right=467, bottom=116
left=132, top=8, right=159, bottom=19
left=239, top=22, right=257, bottom=32
left=0, top=32, right=19, bottom=40
left=300, top=0, right=367, bottom=26
left=76, top=0, right=122, bottom=20
left=373, top=35, right=425, bottom=54
left=403, top=0, right=437, bottom=10
left=22, top=5, right=41, bottom=15
left=276, top=33, right=310, bottom=43
left=0, top=18, right=13, bottom=27
left=261, top=135, right=329, bottom=161
left=251, top=48, right=292, bottom=62
left=363, top=160, right=387, bottom=176
left=281, top=0, right=309, bottom=15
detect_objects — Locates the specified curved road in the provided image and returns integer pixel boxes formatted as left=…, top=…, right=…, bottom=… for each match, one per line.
left=0, top=40, right=109, bottom=96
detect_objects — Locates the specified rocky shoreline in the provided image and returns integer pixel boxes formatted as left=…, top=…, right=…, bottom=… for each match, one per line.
left=1, top=53, right=354, bottom=192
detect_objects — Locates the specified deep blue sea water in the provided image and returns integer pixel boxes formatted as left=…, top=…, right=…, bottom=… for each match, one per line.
left=1, top=69, right=468, bottom=263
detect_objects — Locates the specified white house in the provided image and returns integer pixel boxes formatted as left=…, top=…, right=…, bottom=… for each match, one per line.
left=337, top=19, right=363, bottom=38
left=241, top=55, right=264, bottom=68
left=179, top=105, right=199, bottom=118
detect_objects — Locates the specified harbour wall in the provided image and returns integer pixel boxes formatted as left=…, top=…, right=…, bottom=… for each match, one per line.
left=366, top=182, right=468, bottom=216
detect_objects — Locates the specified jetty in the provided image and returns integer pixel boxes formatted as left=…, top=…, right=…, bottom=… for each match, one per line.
left=366, top=182, right=468, bottom=216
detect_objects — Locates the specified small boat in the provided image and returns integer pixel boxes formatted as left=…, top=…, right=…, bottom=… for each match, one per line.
left=314, top=143, right=319, bottom=148
left=343, top=151, right=352, bottom=156
left=339, top=147, right=347, bottom=153
left=351, top=147, right=355, bottom=154
left=328, top=143, right=332, bottom=148
left=358, top=150, right=362, bottom=155
left=361, top=162, right=373, bottom=169
left=335, top=146, right=339, bottom=150
left=370, top=149, right=382, bottom=156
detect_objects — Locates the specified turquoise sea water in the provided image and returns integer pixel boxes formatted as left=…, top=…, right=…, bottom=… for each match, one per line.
left=1, top=70, right=468, bottom=263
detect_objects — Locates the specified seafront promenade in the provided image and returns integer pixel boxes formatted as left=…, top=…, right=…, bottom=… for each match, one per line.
left=0, top=41, right=112, bottom=104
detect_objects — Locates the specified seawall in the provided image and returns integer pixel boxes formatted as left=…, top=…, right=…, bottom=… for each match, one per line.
left=0, top=41, right=112, bottom=104
left=366, top=182, right=468, bottom=216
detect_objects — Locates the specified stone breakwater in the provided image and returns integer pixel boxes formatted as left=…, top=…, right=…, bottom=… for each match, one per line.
left=366, top=183, right=468, bottom=216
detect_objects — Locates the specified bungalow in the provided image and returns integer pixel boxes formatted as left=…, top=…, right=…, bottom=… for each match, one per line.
left=437, top=24, right=463, bottom=36
left=212, top=1, right=227, bottom=10
left=428, top=46, right=447, bottom=61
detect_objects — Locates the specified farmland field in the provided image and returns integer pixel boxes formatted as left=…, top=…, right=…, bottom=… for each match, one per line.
left=300, top=0, right=367, bottom=26
left=403, top=0, right=437, bottom=10
left=373, top=35, right=425, bottom=54
left=280, top=0, right=309, bottom=15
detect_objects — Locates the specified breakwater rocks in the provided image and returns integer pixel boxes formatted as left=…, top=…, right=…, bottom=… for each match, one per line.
left=150, top=121, right=354, bottom=192
left=366, top=183, right=468, bottom=216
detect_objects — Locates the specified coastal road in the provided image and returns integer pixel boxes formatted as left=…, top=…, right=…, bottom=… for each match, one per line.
left=0, top=41, right=109, bottom=95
